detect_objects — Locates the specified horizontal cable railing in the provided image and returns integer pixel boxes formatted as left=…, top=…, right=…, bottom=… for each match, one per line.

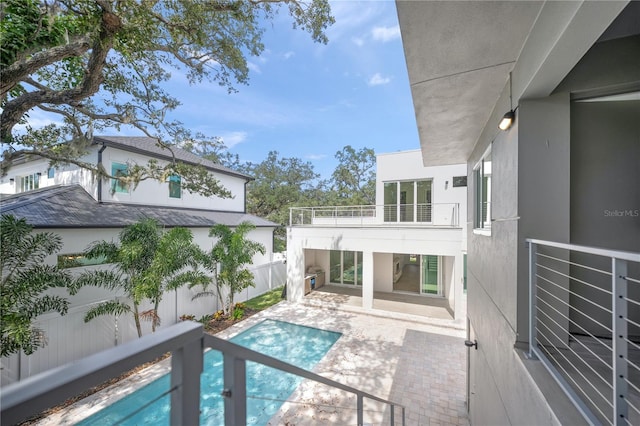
left=1, top=321, right=405, bottom=426
left=290, top=203, right=459, bottom=227
left=527, top=239, right=640, bottom=426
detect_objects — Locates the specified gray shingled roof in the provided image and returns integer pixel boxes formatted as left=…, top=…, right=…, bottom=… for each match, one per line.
left=94, top=136, right=252, bottom=180
left=0, top=185, right=277, bottom=229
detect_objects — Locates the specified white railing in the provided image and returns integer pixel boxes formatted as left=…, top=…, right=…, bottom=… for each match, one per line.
left=290, top=203, right=460, bottom=227
left=1, top=321, right=405, bottom=426
left=527, top=239, right=640, bottom=426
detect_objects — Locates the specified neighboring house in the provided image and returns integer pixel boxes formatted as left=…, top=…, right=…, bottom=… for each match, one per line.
left=0, top=136, right=281, bottom=385
left=287, top=150, right=467, bottom=323
left=397, top=1, right=639, bottom=425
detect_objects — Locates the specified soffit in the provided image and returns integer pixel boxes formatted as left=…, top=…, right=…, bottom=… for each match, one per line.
left=396, top=1, right=543, bottom=165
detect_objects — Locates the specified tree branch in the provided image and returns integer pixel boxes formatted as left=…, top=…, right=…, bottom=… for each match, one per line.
left=0, top=36, right=91, bottom=97
left=1, top=6, right=122, bottom=142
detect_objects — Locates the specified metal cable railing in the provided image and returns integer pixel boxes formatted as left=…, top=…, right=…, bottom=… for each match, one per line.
left=289, top=203, right=459, bottom=227
left=527, top=239, right=640, bottom=426
left=0, top=321, right=405, bottom=426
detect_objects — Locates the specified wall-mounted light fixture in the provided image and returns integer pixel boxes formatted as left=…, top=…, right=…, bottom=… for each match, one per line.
left=498, top=110, right=515, bottom=130
left=9, top=178, right=15, bottom=183
left=498, top=71, right=516, bottom=131
left=36, top=172, right=42, bottom=176
left=445, top=180, right=449, bottom=189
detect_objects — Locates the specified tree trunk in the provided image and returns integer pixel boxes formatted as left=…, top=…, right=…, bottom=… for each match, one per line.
left=133, top=303, right=142, bottom=338
left=152, top=299, right=159, bottom=333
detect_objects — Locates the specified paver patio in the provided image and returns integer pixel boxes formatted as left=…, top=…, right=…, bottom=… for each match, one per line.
left=37, top=301, right=468, bottom=426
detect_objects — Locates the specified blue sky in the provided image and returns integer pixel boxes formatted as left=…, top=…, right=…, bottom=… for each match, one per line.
left=164, top=0, right=420, bottom=178
left=20, top=1, right=420, bottom=180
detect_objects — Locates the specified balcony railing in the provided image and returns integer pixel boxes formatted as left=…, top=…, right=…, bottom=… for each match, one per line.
left=1, top=321, right=405, bottom=426
left=290, top=203, right=460, bottom=227
left=527, top=239, right=640, bottom=425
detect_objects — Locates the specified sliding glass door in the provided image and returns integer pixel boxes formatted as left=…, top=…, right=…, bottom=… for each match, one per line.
left=329, top=250, right=362, bottom=285
left=421, top=255, right=440, bottom=295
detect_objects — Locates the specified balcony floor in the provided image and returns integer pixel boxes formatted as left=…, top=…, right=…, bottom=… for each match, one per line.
left=37, top=302, right=468, bottom=426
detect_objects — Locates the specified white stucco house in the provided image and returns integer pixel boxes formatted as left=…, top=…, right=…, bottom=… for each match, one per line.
left=287, top=149, right=467, bottom=323
left=0, top=136, right=282, bottom=385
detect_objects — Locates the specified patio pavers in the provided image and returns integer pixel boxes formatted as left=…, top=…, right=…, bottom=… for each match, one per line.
left=36, top=301, right=468, bottom=425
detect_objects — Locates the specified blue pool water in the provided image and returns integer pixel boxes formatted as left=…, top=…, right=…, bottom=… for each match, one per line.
left=77, top=320, right=341, bottom=425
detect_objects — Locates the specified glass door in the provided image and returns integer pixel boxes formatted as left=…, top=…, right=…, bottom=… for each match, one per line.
left=421, top=255, right=440, bottom=295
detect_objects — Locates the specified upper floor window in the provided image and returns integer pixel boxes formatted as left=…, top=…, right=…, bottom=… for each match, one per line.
left=17, top=173, right=40, bottom=193
left=474, top=147, right=492, bottom=231
left=47, top=167, right=55, bottom=179
left=383, top=180, right=432, bottom=223
left=111, top=162, right=129, bottom=193
left=169, top=175, right=181, bottom=198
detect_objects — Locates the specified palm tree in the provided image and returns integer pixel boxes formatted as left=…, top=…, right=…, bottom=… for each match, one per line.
left=81, top=219, right=205, bottom=337
left=194, top=221, right=265, bottom=315
left=0, top=214, right=74, bottom=357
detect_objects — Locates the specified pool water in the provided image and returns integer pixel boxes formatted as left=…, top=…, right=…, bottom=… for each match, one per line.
left=77, top=319, right=341, bottom=425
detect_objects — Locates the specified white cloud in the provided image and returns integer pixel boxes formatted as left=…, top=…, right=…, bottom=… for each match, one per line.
left=371, top=25, right=401, bottom=42
left=306, top=153, right=327, bottom=160
left=220, top=131, right=248, bottom=148
left=368, top=73, right=391, bottom=86
left=283, top=51, right=295, bottom=60
left=247, top=61, right=262, bottom=74
left=351, top=36, right=365, bottom=47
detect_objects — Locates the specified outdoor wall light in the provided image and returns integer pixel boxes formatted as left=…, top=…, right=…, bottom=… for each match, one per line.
left=36, top=172, right=42, bottom=176
left=498, top=110, right=515, bottom=130
left=9, top=178, right=15, bottom=183
left=499, top=71, right=516, bottom=131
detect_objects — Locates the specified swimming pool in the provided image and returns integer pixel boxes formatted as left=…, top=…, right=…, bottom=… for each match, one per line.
left=77, top=319, right=341, bottom=425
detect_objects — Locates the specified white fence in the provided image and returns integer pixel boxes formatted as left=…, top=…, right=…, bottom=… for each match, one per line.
left=0, top=261, right=286, bottom=386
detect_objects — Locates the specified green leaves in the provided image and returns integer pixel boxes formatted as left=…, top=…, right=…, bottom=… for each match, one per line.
left=0, top=214, right=73, bottom=357
left=80, top=218, right=207, bottom=337
left=1, top=0, right=334, bottom=198
left=202, top=221, right=265, bottom=315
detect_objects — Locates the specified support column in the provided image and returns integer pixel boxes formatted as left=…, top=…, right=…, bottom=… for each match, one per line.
left=454, top=252, right=465, bottom=320
left=362, top=251, right=374, bottom=310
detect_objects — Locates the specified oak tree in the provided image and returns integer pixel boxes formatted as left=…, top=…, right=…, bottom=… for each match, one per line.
left=0, top=0, right=333, bottom=196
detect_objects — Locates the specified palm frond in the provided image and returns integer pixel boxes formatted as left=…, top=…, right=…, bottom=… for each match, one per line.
left=84, top=300, right=131, bottom=323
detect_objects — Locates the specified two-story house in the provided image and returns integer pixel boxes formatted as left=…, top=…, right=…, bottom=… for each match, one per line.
left=287, top=149, right=467, bottom=325
left=396, top=1, right=639, bottom=425
left=0, top=136, right=280, bottom=385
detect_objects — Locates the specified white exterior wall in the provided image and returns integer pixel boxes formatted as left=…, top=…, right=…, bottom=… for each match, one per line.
left=102, top=147, right=246, bottom=212
left=0, top=146, right=247, bottom=212
left=376, top=151, right=468, bottom=251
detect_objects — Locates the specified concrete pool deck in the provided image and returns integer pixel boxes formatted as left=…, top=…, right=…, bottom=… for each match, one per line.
left=36, top=301, right=468, bottom=426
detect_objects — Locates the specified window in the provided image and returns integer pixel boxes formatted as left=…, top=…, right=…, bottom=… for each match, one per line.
left=474, top=147, right=492, bottom=230
left=383, top=180, right=432, bottom=223
left=17, top=173, right=40, bottom=193
left=47, top=167, right=55, bottom=179
left=329, top=250, right=363, bottom=285
left=111, top=162, right=129, bottom=193
left=169, top=175, right=181, bottom=198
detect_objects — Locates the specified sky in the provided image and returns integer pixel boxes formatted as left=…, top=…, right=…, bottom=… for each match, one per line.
left=21, top=1, right=421, bottom=180
left=163, top=0, right=420, bottom=178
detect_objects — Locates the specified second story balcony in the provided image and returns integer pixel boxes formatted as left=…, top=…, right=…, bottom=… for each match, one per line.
left=289, top=203, right=460, bottom=228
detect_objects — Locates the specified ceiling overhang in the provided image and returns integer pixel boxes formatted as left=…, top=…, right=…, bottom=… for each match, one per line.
left=396, top=1, right=544, bottom=166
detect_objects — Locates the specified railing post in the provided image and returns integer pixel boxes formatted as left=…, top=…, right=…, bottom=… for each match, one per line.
left=357, top=394, right=364, bottom=426
left=612, top=258, right=628, bottom=426
left=170, top=336, right=203, bottom=426
left=223, top=353, right=246, bottom=426
left=528, top=241, right=538, bottom=359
